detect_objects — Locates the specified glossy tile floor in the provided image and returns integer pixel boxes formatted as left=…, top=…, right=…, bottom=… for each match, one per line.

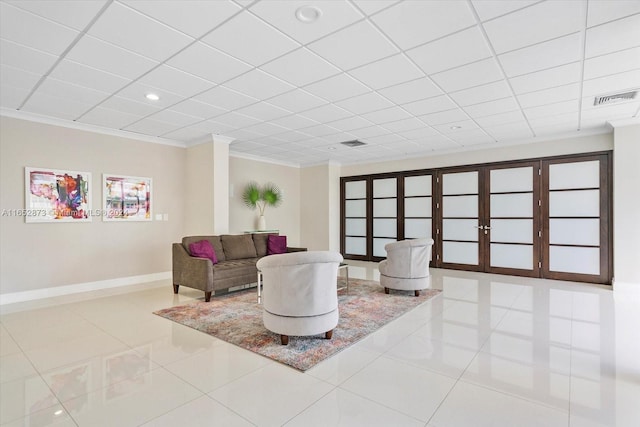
left=1, top=263, right=639, bottom=427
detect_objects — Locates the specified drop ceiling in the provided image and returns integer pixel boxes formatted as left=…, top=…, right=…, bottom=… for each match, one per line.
left=1, top=0, right=639, bottom=167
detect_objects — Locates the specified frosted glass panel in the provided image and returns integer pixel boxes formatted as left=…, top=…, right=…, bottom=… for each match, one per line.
left=443, top=241, right=478, bottom=265
left=442, top=195, right=478, bottom=218
left=373, top=178, right=396, bottom=197
left=405, top=175, right=432, bottom=196
left=345, top=200, right=366, bottom=217
left=491, top=244, right=533, bottom=269
left=345, top=218, right=366, bottom=236
left=549, top=190, right=599, bottom=217
left=550, top=219, right=600, bottom=246
left=373, top=198, right=397, bottom=217
left=374, top=218, right=397, bottom=238
left=374, top=238, right=396, bottom=257
left=405, top=219, right=432, bottom=238
left=345, top=237, right=366, bottom=255
left=550, top=246, right=600, bottom=275
left=549, top=161, right=599, bottom=190
left=490, top=219, right=533, bottom=243
left=443, top=219, right=479, bottom=241
left=491, top=167, right=533, bottom=193
left=443, top=171, right=478, bottom=195
left=490, top=193, right=532, bottom=217
left=345, top=180, right=366, bottom=199
left=405, top=197, right=432, bottom=217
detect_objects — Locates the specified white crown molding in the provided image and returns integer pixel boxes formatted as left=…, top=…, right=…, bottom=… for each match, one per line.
left=229, top=151, right=301, bottom=168
left=0, top=108, right=188, bottom=148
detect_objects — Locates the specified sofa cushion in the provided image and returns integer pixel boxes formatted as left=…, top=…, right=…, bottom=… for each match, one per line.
left=267, top=234, right=287, bottom=255
left=188, top=239, right=218, bottom=264
left=221, top=234, right=257, bottom=260
left=182, top=236, right=225, bottom=262
left=252, top=233, right=278, bottom=257
left=212, top=258, right=259, bottom=280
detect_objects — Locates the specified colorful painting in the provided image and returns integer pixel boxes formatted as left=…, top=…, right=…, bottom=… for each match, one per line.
left=25, top=167, right=91, bottom=223
left=103, top=174, right=152, bottom=221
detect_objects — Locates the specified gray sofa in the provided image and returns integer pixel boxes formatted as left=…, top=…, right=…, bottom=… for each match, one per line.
left=172, top=233, right=303, bottom=301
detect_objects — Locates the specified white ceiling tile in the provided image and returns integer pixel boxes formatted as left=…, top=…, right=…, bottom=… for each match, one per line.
left=584, top=47, right=640, bottom=80
left=147, top=109, right=201, bottom=127
left=484, top=122, right=534, bottom=141
left=297, top=124, right=341, bottom=137
left=88, top=2, right=193, bottom=61
left=582, top=69, right=640, bottom=96
left=421, top=108, right=470, bottom=126
left=470, top=0, right=538, bottom=21
left=137, top=65, right=214, bottom=98
left=352, top=0, right=398, bottom=16
left=449, top=129, right=494, bottom=145
left=585, top=14, right=640, bottom=58
left=0, top=64, right=41, bottom=91
left=300, top=104, right=353, bottom=123
left=235, top=102, right=291, bottom=121
left=49, top=59, right=130, bottom=93
left=168, top=99, right=228, bottom=120
left=431, top=58, right=503, bottom=92
left=211, top=112, right=261, bottom=129
left=202, top=11, right=299, bottom=66
left=475, top=110, right=527, bottom=127
left=308, top=20, right=398, bottom=70
left=117, top=82, right=184, bottom=108
left=123, top=0, right=241, bottom=38
left=335, top=92, right=394, bottom=115
left=267, top=90, right=326, bottom=113
left=361, top=106, right=412, bottom=124
left=243, top=122, right=289, bottom=137
left=124, top=118, right=180, bottom=136
left=193, top=86, right=257, bottom=111
left=364, top=133, right=406, bottom=145
left=483, top=1, right=582, bottom=54
left=349, top=125, right=393, bottom=139
left=167, top=42, right=251, bottom=84
left=66, top=35, right=158, bottom=79
left=270, top=114, right=319, bottom=130
left=464, top=97, right=520, bottom=118
left=22, top=91, right=92, bottom=120
left=0, top=39, right=57, bottom=75
left=582, top=100, right=640, bottom=122
left=403, top=95, right=457, bottom=115
left=38, top=77, right=109, bottom=106
left=98, top=96, right=162, bottom=117
left=372, top=0, right=476, bottom=50
left=78, top=106, right=141, bottom=129
left=268, top=131, right=310, bottom=143
left=499, top=33, right=582, bottom=77
left=6, top=0, right=107, bottom=30
left=587, top=0, right=640, bottom=27
left=449, top=80, right=513, bottom=106
left=0, top=2, right=79, bottom=55
left=517, top=83, right=580, bottom=108
left=191, top=120, right=236, bottom=135
left=224, top=128, right=264, bottom=140
left=407, top=26, right=492, bottom=75
left=304, top=73, right=370, bottom=102
left=260, top=48, right=341, bottom=87
left=224, top=69, right=296, bottom=100
left=509, top=62, right=582, bottom=94
left=433, top=119, right=479, bottom=134
left=348, top=54, right=423, bottom=90
left=0, top=85, right=30, bottom=109
left=250, top=0, right=364, bottom=44
left=378, top=78, right=443, bottom=105
left=399, top=126, right=440, bottom=140
left=325, top=116, right=374, bottom=132
left=379, top=117, right=425, bottom=132
left=531, top=118, right=579, bottom=133
left=162, top=127, right=209, bottom=142
left=524, top=100, right=578, bottom=120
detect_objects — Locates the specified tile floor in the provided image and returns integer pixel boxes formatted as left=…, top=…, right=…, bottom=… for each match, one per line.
left=1, top=263, right=639, bottom=427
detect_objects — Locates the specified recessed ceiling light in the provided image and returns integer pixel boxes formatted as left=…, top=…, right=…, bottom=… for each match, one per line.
left=328, top=146, right=337, bottom=150
left=450, top=125, right=462, bottom=130
left=145, top=93, right=160, bottom=101
left=295, top=5, right=322, bottom=23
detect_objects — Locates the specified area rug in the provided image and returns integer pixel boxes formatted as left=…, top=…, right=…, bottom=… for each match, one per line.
left=154, top=278, right=441, bottom=371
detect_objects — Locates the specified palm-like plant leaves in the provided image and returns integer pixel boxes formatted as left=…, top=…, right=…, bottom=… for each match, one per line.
left=242, top=181, right=283, bottom=215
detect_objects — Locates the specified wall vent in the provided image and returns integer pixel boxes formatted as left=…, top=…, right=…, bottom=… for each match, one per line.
left=593, top=90, right=637, bottom=106
left=340, top=139, right=366, bottom=147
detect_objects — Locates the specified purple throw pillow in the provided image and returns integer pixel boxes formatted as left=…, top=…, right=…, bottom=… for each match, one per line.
left=189, top=240, right=218, bottom=264
left=267, top=235, right=287, bottom=255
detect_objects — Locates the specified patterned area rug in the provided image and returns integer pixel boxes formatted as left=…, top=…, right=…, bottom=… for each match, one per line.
left=154, top=278, right=441, bottom=371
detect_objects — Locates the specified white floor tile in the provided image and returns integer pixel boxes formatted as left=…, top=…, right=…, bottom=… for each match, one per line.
left=411, top=317, right=492, bottom=351
left=1, top=404, right=76, bottom=427
left=0, top=352, right=37, bottom=384
left=0, top=324, right=22, bottom=356
left=0, top=375, right=61, bottom=424
left=141, top=395, right=254, bottom=427
left=340, top=356, right=456, bottom=422
left=209, top=363, right=334, bottom=427
left=306, top=345, right=380, bottom=386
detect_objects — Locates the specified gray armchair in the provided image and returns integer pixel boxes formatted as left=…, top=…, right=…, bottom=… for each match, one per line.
left=378, top=238, right=433, bottom=296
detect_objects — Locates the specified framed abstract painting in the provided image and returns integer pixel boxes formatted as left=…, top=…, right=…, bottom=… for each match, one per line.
left=103, top=174, right=152, bottom=221
left=25, top=167, right=92, bottom=223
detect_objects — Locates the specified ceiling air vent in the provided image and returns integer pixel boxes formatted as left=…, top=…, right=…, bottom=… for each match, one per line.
left=340, top=139, right=366, bottom=147
left=593, top=90, right=637, bottom=106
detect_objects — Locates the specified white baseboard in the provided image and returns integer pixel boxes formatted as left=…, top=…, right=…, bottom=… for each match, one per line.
left=0, top=271, right=171, bottom=306
left=612, top=280, right=640, bottom=295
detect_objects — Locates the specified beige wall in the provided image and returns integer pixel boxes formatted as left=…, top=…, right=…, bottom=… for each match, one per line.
left=228, top=156, right=301, bottom=246
left=300, top=163, right=341, bottom=251
left=184, top=142, right=214, bottom=235
left=0, top=117, right=185, bottom=294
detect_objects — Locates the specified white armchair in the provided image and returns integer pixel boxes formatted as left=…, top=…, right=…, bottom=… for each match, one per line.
left=256, top=250, right=344, bottom=345
left=378, top=238, right=434, bottom=296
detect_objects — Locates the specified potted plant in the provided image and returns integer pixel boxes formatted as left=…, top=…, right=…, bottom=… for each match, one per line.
left=242, top=181, right=283, bottom=230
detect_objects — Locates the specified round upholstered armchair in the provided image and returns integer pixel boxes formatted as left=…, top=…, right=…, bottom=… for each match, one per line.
left=378, top=238, right=434, bottom=296
left=256, top=250, right=344, bottom=345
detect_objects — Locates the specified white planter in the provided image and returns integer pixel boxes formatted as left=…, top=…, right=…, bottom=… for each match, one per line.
left=257, top=215, right=266, bottom=231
